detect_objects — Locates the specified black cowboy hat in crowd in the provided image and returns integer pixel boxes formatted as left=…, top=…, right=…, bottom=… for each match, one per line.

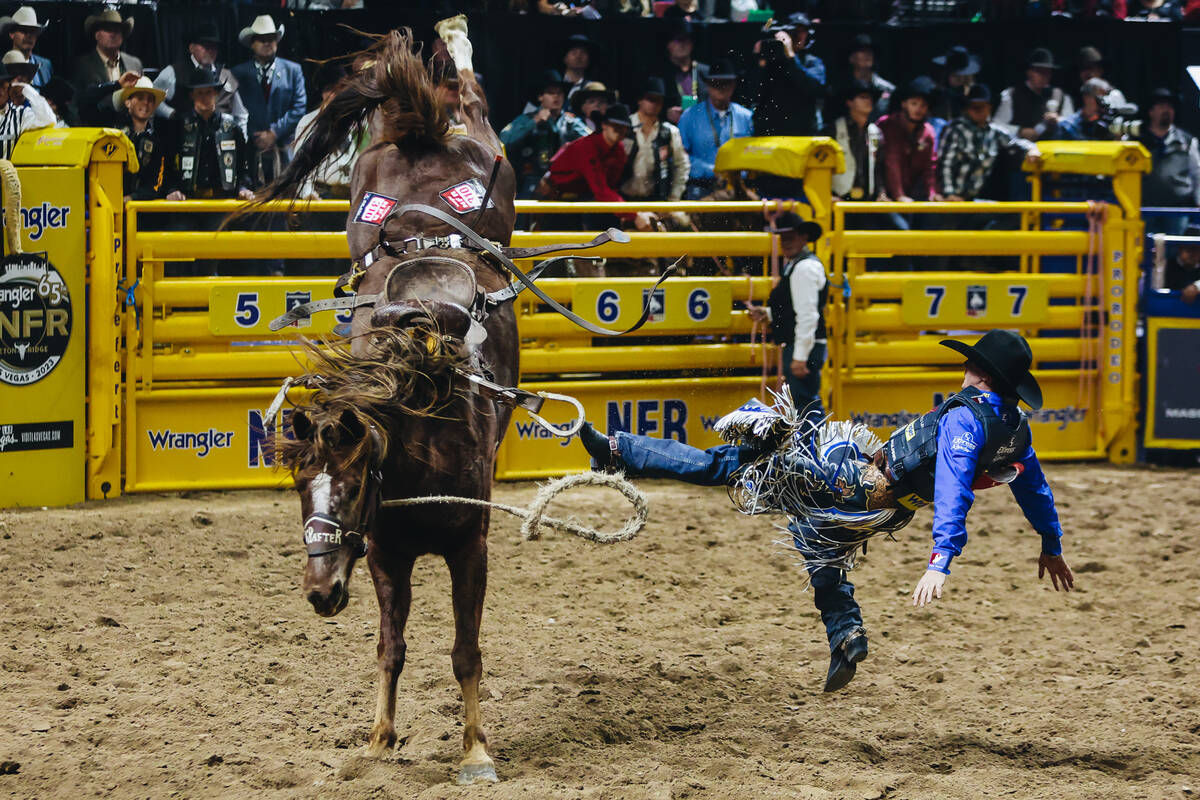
left=533, top=68, right=570, bottom=98
left=40, top=75, right=74, bottom=108
left=182, top=66, right=224, bottom=92
left=767, top=11, right=812, bottom=32
left=773, top=211, right=823, bottom=242
left=932, top=45, right=980, bottom=77
left=562, top=33, right=600, bottom=55
left=704, top=58, right=738, bottom=82
left=639, top=76, right=666, bottom=100
left=186, top=22, right=221, bottom=47
left=1025, top=47, right=1061, bottom=70
left=848, top=33, right=874, bottom=55
left=601, top=103, right=633, bottom=128
left=899, top=75, right=938, bottom=102
left=1146, top=87, right=1178, bottom=109
left=940, top=330, right=1044, bottom=409
left=964, top=83, right=993, bottom=105
left=840, top=77, right=882, bottom=105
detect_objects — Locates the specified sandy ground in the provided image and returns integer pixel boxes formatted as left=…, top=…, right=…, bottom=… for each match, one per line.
left=1, top=463, right=1198, bottom=800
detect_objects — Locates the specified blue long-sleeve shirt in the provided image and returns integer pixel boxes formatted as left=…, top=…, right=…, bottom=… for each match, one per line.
left=927, top=391, right=1064, bottom=575
left=677, top=99, right=754, bottom=180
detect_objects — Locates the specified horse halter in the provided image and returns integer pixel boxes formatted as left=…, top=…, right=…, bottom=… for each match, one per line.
left=303, top=466, right=382, bottom=560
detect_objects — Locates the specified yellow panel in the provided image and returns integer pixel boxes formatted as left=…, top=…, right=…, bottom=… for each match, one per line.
left=209, top=284, right=346, bottom=336
left=570, top=280, right=733, bottom=331
left=714, top=136, right=844, bottom=179
left=899, top=277, right=1050, bottom=326
left=0, top=167, right=88, bottom=507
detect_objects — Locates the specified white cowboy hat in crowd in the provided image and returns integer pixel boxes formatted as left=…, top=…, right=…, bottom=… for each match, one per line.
left=0, top=6, right=49, bottom=36
left=238, top=15, right=284, bottom=48
left=117, top=75, right=166, bottom=105
left=84, top=9, right=134, bottom=39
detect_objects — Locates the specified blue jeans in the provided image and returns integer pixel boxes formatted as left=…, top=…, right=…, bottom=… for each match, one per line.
left=782, top=340, right=826, bottom=424
left=611, top=431, right=862, bottom=649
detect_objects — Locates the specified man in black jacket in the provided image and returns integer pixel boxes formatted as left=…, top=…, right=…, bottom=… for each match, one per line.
left=113, top=77, right=170, bottom=201
left=71, top=8, right=142, bottom=126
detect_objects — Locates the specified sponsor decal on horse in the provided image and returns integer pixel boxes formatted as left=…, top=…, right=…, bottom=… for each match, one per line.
left=439, top=179, right=494, bottom=214
left=0, top=254, right=72, bottom=386
left=304, top=514, right=344, bottom=546
left=0, top=420, right=73, bottom=453
left=146, top=427, right=235, bottom=457
left=353, top=192, right=399, bottom=226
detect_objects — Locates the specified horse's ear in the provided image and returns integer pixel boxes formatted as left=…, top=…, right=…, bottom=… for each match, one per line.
left=291, top=409, right=314, bottom=441
left=337, top=409, right=366, bottom=443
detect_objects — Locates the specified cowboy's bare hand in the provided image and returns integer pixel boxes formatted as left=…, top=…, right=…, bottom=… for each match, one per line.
left=1025, top=147, right=1043, bottom=165
left=1182, top=283, right=1199, bottom=303
left=746, top=305, right=769, bottom=323
left=912, top=569, right=947, bottom=607
left=118, top=71, right=141, bottom=88
left=789, top=359, right=809, bottom=378
left=634, top=211, right=659, bottom=232
left=166, top=190, right=185, bottom=201
left=1038, top=553, right=1075, bottom=592
left=774, top=30, right=795, bottom=59
left=254, top=129, right=277, bottom=150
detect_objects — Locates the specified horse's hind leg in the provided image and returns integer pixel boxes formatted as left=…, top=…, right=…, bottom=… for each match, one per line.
left=366, top=551, right=415, bottom=758
left=446, top=534, right=498, bottom=785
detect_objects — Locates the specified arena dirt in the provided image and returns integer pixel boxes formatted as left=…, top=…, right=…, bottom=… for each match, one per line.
left=1, top=463, right=1198, bottom=800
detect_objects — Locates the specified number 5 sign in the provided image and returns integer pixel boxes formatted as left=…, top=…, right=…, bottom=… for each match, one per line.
left=901, top=277, right=1049, bottom=327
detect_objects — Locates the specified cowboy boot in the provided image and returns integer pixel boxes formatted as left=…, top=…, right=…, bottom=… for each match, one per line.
left=578, top=422, right=620, bottom=472
left=824, top=626, right=869, bottom=693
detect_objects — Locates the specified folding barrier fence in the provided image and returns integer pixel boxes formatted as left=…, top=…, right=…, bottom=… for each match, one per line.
left=0, top=132, right=1149, bottom=507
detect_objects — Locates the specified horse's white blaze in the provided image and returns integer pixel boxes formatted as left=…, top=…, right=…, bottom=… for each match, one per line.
left=311, top=470, right=333, bottom=516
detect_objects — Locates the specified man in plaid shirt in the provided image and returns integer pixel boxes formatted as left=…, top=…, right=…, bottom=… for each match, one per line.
left=938, top=84, right=1041, bottom=201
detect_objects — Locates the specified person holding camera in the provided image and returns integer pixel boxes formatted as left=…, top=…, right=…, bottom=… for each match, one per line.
left=748, top=13, right=824, bottom=138
left=1056, top=78, right=1129, bottom=141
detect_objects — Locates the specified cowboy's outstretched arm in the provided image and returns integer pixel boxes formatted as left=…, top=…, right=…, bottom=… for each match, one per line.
left=913, top=407, right=981, bottom=607
left=1010, top=445, right=1074, bottom=591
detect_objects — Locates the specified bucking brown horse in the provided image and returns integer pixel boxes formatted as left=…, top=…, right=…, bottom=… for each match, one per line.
left=250, top=19, right=517, bottom=784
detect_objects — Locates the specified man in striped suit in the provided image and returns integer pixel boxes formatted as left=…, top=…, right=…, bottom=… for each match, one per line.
left=0, top=50, right=53, bottom=159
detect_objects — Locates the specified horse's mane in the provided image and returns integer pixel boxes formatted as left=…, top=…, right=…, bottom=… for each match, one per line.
left=232, top=27, right=450, bottom=222
left=277, top=321, right=468, bottom=481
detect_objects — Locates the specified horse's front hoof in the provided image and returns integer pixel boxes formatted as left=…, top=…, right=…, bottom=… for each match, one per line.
left=365, top=724, right=396, bottom=759
left=456, top=762, right=499, bottom=785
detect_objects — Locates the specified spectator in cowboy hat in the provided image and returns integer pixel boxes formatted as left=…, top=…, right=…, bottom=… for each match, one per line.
left=846, top=33, right=892, bottom=120
left=993, top=47, right=1074, bottom=141
left=560, top=33, right=599, bottom=101
left=877, top=76, right=940, bottom=203
left=40, top=76, right=74, bottom=127
left=930, top=44, right=980, bottom=131
left=660, top=20, right=709, bottom=126
left=72, top=8, right=143, bottom=127
left=620, top=76, right=690, bottom=226
left=823, top=79, right=882, bottom=202
left=0, top=6, right=50, bottom=88
left=566, top=80, right=612, bottom=138
left=938, top=84, right=1040, bottom=202
left=677, top=57, right=752, bottom=199
left=1073, top=46, right=1127, bottom=110
left=110, top=77, right=171, bottom=201
left=756, top=11, right=826, bottom=128
left=500, top=69, right=589, bottom=198
left=154, top=23, right=248, bottom=136
left=231, top=15, right=306, bottom=186
left=1140, top=88, right=1200, bottom=232
left=547, top=104, right=642, bottom=222
left=0, top=50, right=53, bottom=160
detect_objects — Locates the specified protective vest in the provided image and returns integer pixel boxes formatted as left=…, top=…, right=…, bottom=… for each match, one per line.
left=178, top=111, right=240, bottom=193
left=767, top=252, right=828, bottom=353
left=622, top=122, right=676, bottom=200
left=831, top=116, right=879, bottom=199
left=882, top=386, right=1031, bottom=510
left=1008, top=83, right=1064, bottom=130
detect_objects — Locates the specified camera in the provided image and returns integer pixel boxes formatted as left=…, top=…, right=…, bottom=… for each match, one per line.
left=1098, top=95, right=1141, bottom=138
left=758, top=38, right=786, bottom=63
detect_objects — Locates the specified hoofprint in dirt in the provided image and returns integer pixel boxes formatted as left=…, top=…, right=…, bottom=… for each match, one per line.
left=0, top=463, right=1197, bottom=800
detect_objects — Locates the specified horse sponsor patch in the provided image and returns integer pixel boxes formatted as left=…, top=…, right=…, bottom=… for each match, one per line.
left=439, top=179, right=494, bottom=214
left=353, top=192, right=399, bottom=226
left=304, top=513, right=343, bottom=547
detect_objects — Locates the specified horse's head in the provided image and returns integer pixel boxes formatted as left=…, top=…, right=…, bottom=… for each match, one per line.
left=288, top=407, right=386, bottom=617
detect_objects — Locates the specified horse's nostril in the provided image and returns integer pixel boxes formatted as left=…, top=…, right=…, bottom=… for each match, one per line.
left=331, top=580, right=344, bottom=598
left=307, top=590, right=325, bottom=608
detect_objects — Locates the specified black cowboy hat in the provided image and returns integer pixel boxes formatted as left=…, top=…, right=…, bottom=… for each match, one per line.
left=940, top=330, right=1043, bottom=409
left=40, top=75, right=74, bottom=108
left=704, top=58, right=738, bottom=82
left=570, top=80, right=612, bottom=113
left=1147, top=87, right=1178, bottom=109
left=533, top=68, right=570, bottom=97
left=1025, top=47, right=1061, bottom=70
left=600, top=103, right=633, bottom=128
left=186, top=22, right=221, bottom=47
left=767, top=11, right=812, bottom=32
left=839, top=78, right=882, bottom=105
left=182, top=66, right=224, bottom=92
left=773, top=211, right=822, bottom=242
left=899, top=75, right=938, bottom=102
left=932, top=45, right=980, bottom=77
left=964, top=83, right=993, bottom=105
left=639, top=76, right=666, bottom=99
left=562, top=33, right=600, bottom=55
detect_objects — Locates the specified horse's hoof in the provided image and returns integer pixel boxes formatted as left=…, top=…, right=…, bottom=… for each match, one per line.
left=456, top=762, right=499, bottom=785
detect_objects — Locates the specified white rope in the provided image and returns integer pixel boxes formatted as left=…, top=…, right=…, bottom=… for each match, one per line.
left=381, top=471, right=647, bottom=543
left=1, top=159, right=22, bottom=254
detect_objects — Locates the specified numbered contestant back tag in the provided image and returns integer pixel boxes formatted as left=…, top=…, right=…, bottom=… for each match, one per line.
left=900, top=277, right=1049, bottom=327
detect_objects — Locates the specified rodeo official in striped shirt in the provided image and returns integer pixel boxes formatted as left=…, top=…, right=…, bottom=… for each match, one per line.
left=0, top=49, right=54, bottom=160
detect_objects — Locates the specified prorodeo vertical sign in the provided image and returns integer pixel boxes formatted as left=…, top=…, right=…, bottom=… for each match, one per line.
left=0, top=254, right=72, bottom=385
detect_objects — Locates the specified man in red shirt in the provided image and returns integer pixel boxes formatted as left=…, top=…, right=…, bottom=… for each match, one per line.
left=877, top=76, right=940, bottom=202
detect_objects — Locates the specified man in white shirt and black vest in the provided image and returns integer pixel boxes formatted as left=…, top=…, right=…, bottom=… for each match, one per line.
left=750, top=212, right=829, bottom=421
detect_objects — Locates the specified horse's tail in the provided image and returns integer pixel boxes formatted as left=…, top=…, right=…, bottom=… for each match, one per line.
left=229, top=27, right=449, bottom=223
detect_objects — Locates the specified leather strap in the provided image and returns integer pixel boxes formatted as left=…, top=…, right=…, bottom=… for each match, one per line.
left=500, top=227, right=630, bottom=260
left=269, top=293, right=380, bottom=331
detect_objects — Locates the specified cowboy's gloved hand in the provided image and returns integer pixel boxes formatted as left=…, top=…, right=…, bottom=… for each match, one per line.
left=912, top=569, right=947, bottom=608
left=1038, top=553, right=1075, bottom=592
